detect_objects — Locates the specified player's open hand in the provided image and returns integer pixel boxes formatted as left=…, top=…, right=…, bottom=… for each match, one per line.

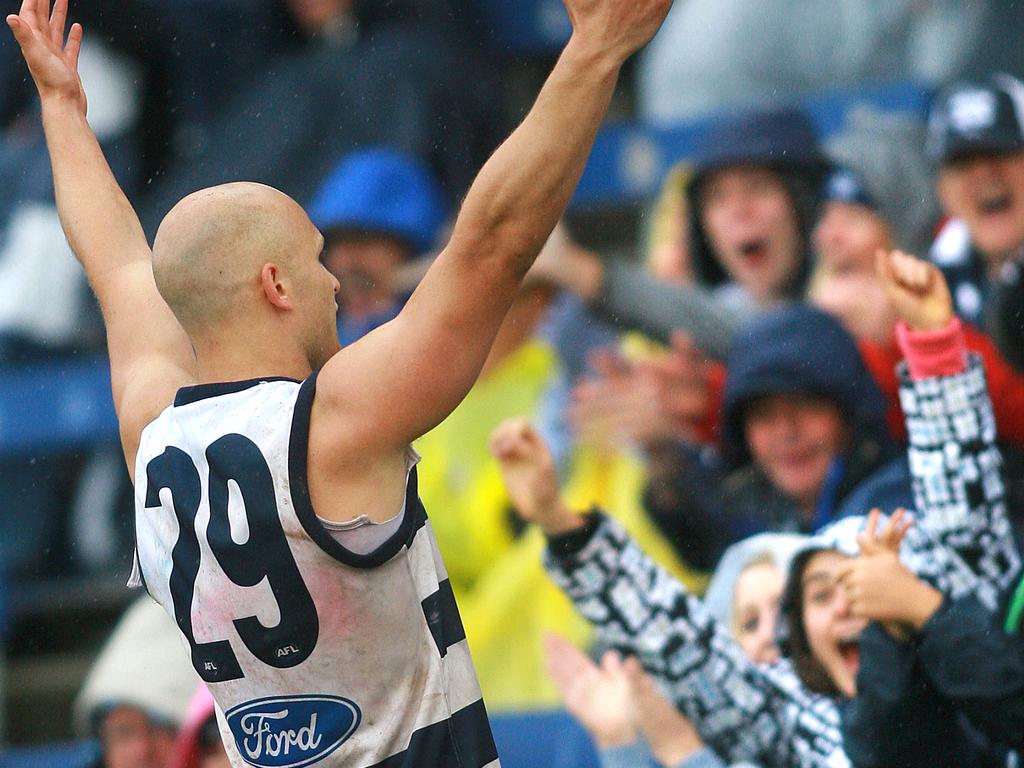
left=489, top=418, right=582, bottom=536
left=563, top=0, right=673, bottom=64
left=7, top=0, right=86, bottom=114
left=875, top=249, right=954, bottom=332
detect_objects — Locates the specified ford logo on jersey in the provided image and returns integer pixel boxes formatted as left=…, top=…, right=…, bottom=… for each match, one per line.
left=225, top=694, right=361, bottom=768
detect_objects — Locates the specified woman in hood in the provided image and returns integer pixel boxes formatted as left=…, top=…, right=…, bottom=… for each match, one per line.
left=702, top=533, right=805, bottom=666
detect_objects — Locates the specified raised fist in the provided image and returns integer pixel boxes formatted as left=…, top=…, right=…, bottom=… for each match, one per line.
left=875, top=249, right=954, bottom=332
left=489, top=418, right=582, bottom=536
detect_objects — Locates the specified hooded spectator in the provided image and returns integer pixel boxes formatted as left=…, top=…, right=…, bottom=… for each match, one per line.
left=308, top=147, right=449, bottom=345
left=642, top=306, right=908, bottom=571
left=719, top=306, right=904, bottom=527
left=525, top=107, right=829, bottom=365
left=703, top=533, right=806, bottom=666
left=75, top=598, right=198, bottom=768
left=683, top=106, right=830, bottom=309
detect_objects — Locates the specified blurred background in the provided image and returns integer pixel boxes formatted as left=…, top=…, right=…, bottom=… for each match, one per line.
left=1, top=0, right=1023, bottom=766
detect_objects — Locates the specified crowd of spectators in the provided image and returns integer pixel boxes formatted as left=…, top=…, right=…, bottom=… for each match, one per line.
left=3, top=1, right=1024, bottom=766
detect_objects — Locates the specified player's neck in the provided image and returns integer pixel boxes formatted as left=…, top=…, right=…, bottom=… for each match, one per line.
left=192, top=336, right=313, bottom=385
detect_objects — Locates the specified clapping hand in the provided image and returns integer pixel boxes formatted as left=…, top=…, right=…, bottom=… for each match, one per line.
left=545, top=634, right=705, bottom=766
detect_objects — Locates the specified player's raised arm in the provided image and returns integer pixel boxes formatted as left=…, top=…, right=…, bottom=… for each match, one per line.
left=7, top=0, right=195, bottom=475
left=316, top=0, right=672, bottom=453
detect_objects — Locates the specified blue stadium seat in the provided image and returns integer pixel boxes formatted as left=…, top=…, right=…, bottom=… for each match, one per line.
left=0, top=741, right=99, bottom=768
left=573, top=80, right=934, bottom=207
left=491, top=711, right=599, bottom=768
left=0, top=356, right=116, bottom=458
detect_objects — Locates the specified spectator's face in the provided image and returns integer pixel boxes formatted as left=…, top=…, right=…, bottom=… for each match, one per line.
left=322, top=234, right=410, bottom=319
left=743, top=394, right=847, bottom=511
left=937, top=150, right=1024, bottom=262
left=288, top=0, right=352, bottom=34
left=99, top=708, right=177, bottom=768
left=812, top=201, right=893, bottom=275
left=800, top=551, right=866, bottom=698
left=731, top=561, right=784, bottom=665
left=700, top=166, right=802, bottom=303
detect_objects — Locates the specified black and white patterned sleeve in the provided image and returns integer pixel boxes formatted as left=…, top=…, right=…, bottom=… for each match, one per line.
left=543, top=514, right=850, bottom=768
left=898, top=354, right=1022, bottom=610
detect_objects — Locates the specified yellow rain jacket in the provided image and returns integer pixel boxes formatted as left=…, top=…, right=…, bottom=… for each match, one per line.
left=415, top=339, right=707, bottom=711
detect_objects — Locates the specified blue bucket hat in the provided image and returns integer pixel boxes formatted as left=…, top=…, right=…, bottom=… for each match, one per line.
left=309, top=148, right=449, bottom=255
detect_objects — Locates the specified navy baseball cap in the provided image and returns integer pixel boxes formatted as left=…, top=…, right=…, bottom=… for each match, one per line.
left=927, top=74, right=1024, bottom=165
left=309, top=148, right=449, bottom=255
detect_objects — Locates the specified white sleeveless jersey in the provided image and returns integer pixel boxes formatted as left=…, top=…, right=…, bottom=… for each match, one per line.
left=132, top=375, right=499, bottom=768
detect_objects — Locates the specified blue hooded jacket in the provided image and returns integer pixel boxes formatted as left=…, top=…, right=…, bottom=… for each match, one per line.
left=642, top=306, right=911, bottom=570
left=721, top=305, right=908, bottom=527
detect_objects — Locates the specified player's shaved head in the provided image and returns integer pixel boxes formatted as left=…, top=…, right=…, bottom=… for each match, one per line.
left=152, top=182, right=315, bottom=334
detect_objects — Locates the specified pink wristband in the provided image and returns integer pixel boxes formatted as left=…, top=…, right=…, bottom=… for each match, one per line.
left=896, top=318, right=968, bottom=381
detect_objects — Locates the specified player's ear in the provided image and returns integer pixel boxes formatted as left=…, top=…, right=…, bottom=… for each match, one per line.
left=260, top=263, right=293, bottom=310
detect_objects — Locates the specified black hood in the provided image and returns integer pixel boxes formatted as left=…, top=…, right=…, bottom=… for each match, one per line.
left=684, top=107, right=831, bottom=295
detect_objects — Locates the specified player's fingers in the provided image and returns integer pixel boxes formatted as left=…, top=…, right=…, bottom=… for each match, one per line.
left=64, top=21, right=81, bottom=69
left=16, top=0, right=39, bottom=34
left=49, top=0, right=66, bottom=46
left=6, top=14, right=30, bottom=45
left=34, top=0, right=50, bottom=34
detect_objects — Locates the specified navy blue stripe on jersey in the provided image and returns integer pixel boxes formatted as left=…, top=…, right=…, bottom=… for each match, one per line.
left=174, top=377, right=301, bottom=407
left=366, top=698, right=498, bottom=768
left=421, top=579, right=467, bottom=657
left=288, top=372, right=422, bottom=569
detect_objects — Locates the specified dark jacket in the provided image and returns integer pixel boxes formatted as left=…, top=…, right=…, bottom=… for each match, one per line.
left=840, top=622, right=1005, bottom=768
left=644, top=307, right=906, bottom=570
left=912, top=589, right=1024, bottom=751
